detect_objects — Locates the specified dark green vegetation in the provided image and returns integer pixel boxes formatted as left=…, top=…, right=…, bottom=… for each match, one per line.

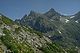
left=15, top=27, right=22, bottom=34
left=1, top=15, right=14, bottom=25
left=1, top=28, right=34, bottom=53
left=39, top=43, right=65, bottom=53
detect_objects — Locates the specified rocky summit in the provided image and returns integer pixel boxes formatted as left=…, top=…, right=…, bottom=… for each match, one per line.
left=0, top=8, right=80, bottom=53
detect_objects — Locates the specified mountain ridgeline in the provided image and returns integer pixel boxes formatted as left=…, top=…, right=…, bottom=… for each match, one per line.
left=0, top=8, right=80, bottom=53
left=15, top=8, right=61, bottom=33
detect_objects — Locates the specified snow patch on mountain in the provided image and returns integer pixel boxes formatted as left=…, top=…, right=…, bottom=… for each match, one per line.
left=58, top=31, right=62, bottom=34
left=75, top=20, right=79, bottom=23
left=65, top=19, right=69, bottom=23
left=48, top=35, right=51, bottom=37
left=70, top=16, right=75, bottom=18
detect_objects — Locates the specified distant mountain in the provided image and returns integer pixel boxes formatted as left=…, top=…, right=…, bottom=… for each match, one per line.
left=16, top=8, right=63, bottom=33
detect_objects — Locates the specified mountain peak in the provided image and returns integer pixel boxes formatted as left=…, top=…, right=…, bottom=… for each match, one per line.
left=44, top=8, right=61, bottom=18
left=49, top=8, right=55, bottom=12
left=30, top=10, right=35, bottom=14
left=28, top=10, right=37, bottom=16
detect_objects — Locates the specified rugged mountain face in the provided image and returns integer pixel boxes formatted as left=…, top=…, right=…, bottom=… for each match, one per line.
left=0, top=14, right=71, bottom=53
left=71, top=11, right=80, bottom=23
left=17, top=8, right=62, bottom=33
left=15, top=8, right=80, bottom=53
left=73, top=11, right=80, bottom=20
left=19, top=10, right=57, bottom=33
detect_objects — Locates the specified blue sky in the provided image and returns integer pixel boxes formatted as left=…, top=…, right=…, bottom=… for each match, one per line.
left=0, top=0, right=80, bottom=20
